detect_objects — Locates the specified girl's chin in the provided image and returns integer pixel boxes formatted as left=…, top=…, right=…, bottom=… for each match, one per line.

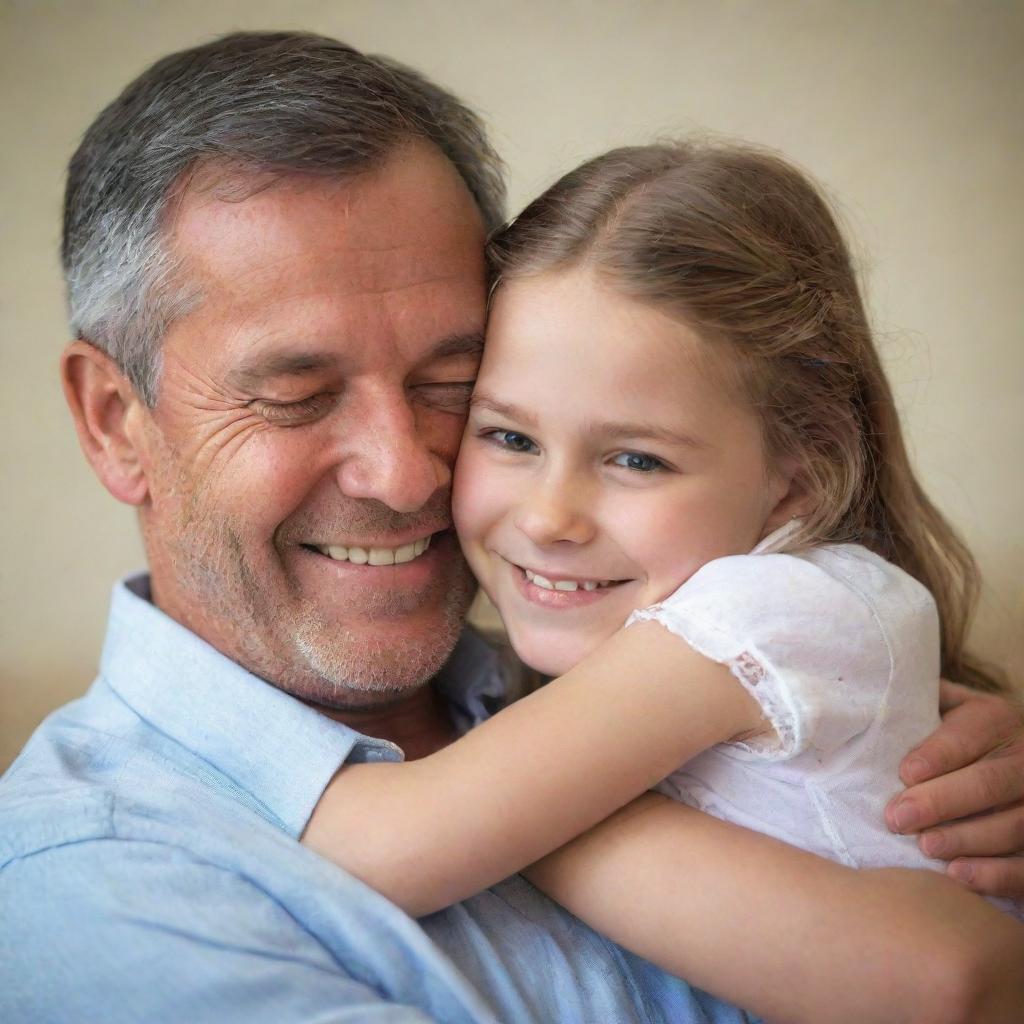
left=508, top=630, right=606, bottom=679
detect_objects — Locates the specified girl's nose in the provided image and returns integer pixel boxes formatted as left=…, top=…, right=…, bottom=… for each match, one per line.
left=513, top=482, right=595, bottom=546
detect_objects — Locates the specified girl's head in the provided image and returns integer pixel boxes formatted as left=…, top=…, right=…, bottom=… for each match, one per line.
left=454, top=141, right=994, bottom=687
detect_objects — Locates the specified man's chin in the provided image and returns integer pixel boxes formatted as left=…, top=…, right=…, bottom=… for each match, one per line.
left=283, top=584, right=475, bottom=704
left=283, top=630, right=458, bottom=707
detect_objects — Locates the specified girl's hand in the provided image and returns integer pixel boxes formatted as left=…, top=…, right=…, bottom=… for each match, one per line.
left=885, top=681, right=1024, bottom=898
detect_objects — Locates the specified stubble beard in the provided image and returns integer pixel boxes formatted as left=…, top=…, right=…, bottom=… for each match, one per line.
left=152, top=483, right=476, bottom=710
left=288, top=554, right=477, bottom=704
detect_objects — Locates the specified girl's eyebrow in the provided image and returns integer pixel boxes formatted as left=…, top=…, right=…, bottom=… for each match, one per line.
left=470, top=394, right=708, bottom=450
left=590, top=419, right=710, bottom=451
left=469, top=394, right=538, bottom=426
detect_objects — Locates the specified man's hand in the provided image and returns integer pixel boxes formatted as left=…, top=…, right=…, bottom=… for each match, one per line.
left=885, top=681, right=1024, bottom=898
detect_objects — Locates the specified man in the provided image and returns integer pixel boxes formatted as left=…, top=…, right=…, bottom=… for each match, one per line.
left=2, top=31, right=1022, bottom=1023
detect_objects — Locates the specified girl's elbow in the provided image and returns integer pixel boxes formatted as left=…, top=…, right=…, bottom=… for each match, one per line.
left=870, top=869, right=1024, bottom=1024
left=948, top=928, right=1024, bottom=1024
left=919, top=941, right=1024, bottom=1024
left=904, top=896, right=1024, bottom=1021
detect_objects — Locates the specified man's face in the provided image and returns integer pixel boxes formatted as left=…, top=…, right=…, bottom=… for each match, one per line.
left=137, top=143, right=487, bottom=707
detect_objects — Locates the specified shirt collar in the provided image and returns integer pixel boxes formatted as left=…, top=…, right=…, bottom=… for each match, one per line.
left=434, top=623, right=510, bottom=733
left=100, top=574, right=507, bottom=837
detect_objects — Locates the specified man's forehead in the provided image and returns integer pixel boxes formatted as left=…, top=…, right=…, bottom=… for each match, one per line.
left=171, top=143, right=484, bottom=254
left=155, top=144, right=488, bottom=393
left=165, top=162, right=486, bottom=306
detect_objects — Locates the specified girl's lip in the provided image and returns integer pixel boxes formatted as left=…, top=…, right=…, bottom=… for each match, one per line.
left=504, top=557, right=631, bottom=610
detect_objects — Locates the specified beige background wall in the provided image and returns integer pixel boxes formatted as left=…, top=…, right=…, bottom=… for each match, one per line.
left=2, top=0, right=1021, bottom=769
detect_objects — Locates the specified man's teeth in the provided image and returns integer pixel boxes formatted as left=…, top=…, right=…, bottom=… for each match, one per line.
left=523, top=569, right=613, bottom=592
left=317, top=535, right=432, bottom=565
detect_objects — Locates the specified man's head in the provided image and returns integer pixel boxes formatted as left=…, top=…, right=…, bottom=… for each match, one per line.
left=61, top=32, right=504, bottom=708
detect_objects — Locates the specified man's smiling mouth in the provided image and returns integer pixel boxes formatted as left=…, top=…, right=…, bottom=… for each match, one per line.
left=309, top=534, right=433, bottom=566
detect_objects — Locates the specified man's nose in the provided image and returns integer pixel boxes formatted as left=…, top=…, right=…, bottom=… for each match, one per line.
left=513, top=473, right=595, bottom=546
left=334, top=392, right=452, bottom=513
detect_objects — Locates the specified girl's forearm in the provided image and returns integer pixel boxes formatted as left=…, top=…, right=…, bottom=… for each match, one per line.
left=525, top=794, right=1024, bottom=1024
left=302, top=621, right=763, bottom=915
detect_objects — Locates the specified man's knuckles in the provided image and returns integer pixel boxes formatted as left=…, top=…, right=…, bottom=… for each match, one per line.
left=922, top=803, right=1024, bottom=859
left=954, top=855, right=1024, bottom=900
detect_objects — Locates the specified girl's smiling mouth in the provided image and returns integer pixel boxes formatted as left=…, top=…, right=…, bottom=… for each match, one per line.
left=521, top=566, right=625, bottom=592
left=501, top=556, right=634, bottom=608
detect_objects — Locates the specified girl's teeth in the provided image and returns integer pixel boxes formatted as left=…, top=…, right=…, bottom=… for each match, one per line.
left=523, top=569, right=611, bottom=592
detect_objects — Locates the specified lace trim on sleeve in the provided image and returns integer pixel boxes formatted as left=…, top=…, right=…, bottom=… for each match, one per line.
left=628, top=607, right=801, bottom=760
left=724, top=649, right=798, bottom=758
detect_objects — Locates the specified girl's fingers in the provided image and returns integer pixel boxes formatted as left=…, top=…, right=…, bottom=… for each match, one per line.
left=887, top=738, right=1024, bottom=834
left=897, top=687, right=1024, bottom=786
left=946, top=854, right=1024, bottom=901
left=919, top=802, right=1024, bottom=859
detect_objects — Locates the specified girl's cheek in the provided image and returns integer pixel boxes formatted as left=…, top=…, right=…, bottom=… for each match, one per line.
left=452, top=447, right=502, bottom=546
left=451, top=445, right=480, bottom=527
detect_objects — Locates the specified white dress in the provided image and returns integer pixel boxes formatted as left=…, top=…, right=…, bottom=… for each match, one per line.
left=629, top=525, right=1020, bottom=920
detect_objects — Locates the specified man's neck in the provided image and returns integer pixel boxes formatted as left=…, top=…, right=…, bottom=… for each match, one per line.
left=312, top=683, right=456, bottom=760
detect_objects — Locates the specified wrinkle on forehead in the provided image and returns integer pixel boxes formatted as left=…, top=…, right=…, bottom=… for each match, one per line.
left=152, top=141, right=487, bottom=430
left=173, top=215, right=473, bottom=299
left=158, top=142, right=485, bottom=359
left=170, top=141, right=483, bottom=271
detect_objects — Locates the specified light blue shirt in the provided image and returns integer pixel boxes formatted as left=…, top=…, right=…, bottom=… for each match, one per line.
left=0, top=575, right=754, bottom=1023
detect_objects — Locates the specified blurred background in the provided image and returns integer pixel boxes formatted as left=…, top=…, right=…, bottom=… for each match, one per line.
left=2, top=0, right=1022, bottom=769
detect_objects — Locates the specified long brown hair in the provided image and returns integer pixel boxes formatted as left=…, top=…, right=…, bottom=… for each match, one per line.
left=489, top=141, right=1002, bottom=691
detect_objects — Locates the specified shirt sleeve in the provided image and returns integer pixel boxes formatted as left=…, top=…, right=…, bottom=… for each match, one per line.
left=628, top=549, right=905, bottom=761
left=0, top=840, right=445, bottom=1024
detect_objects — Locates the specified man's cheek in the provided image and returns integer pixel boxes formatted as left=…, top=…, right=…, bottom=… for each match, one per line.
left=429, top=409, right=470, bottom=473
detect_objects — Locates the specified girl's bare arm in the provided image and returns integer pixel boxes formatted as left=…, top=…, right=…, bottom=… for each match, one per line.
left=526, top=793, right=1024, bottom=1024
left=302, top=620, right=763, bottom=914
left=303, top=617, right=1024, bottom=1022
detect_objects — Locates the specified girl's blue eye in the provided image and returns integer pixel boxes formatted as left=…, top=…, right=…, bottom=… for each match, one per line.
left=487, top=430, right=538, bottom=454
left=613, top=451, right=665, bottom=473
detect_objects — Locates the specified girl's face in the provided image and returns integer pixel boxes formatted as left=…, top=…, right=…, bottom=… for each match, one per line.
left=453, top=267, right=796, bottom=676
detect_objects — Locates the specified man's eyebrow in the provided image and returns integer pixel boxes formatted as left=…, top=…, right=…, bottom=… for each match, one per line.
left=227, top=333, right=483, bottom=393
left=426, top=332, right=485, bottom=360
left=469, top=394, right=708, bottom=449
left=227, top=351, right=337, bottom=392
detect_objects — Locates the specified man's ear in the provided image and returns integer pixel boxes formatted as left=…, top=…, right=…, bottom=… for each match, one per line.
left=61, top=340, right=151, bottom=506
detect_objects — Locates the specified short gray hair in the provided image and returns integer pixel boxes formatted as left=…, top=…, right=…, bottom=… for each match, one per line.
left=62, top=31, right=506, bottom=405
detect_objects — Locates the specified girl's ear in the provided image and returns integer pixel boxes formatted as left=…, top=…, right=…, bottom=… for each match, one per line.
left=763, top=457, right=815, bottom=535
left=61, top=341, right=151, bottom=506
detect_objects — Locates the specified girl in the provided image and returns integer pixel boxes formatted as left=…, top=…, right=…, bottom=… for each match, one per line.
left=303, top=141, right=1023, bottom=1018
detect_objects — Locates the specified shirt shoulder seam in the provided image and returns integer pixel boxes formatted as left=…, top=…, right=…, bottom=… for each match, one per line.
left=0, top=833, right=345, bottom=974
